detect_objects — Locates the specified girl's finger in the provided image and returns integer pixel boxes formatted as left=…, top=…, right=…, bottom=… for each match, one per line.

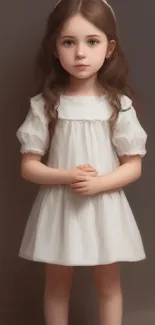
left=71, top=182, right=87, bottom=189
left=74, top=187, right=88, bottom=194
left=82, top=168, right=96, bottom=173
left=71, top=175, right=88, bottom=184
left=88, top=172, right=98, bottom=177
left=76, top=175, right=89, bottom=182
left=79, top=165, right=95, bottom=170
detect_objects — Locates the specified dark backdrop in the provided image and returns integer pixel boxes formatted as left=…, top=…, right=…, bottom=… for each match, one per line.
left=0, top=0, right=154, bottom=324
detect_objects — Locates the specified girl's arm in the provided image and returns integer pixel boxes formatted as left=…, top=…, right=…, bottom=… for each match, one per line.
left=21, top=154, right=69, bottom=185
left=71, top=155, right=142, bottom=195
left=99, top=155, right=142, bottom=192
left=21, top=154, right=97, bottom=185
left=99, top=99, right=147, bottom=192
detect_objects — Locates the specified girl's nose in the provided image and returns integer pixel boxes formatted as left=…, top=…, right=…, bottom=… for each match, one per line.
left=76, top=53, right=86, bottom=60
left=76, top=45, right=86, bottom=60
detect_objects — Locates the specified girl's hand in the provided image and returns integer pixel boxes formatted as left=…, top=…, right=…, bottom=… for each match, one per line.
left=78, top=164, right=98, bottom=175
left=71, top=175, right=102, bottom=196
left=66, top=166, right=98, bottom=184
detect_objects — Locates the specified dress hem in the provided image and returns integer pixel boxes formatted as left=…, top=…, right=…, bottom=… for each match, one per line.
left=19, top=252, right=146, bottom=266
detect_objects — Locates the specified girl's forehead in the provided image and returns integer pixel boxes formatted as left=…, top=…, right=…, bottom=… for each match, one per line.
left=53, top=0, right=115, bottom=19
left=60, top=14, right=105, bottom=37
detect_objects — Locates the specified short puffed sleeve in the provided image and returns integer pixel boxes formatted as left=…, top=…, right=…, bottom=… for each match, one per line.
left=16, top=94, right=49, bottom=156
left=112, top=95, right=147, bottom=157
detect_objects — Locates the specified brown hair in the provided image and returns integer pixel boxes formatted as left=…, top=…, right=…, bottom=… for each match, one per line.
left=35, top=0, right=134, bottom=131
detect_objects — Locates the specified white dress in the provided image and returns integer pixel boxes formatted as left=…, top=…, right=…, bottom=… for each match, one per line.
left=17, top=94, right=147, bottom=266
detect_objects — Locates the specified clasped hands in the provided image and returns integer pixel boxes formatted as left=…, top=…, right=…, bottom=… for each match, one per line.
left=69, top=164, right=102, bottom=196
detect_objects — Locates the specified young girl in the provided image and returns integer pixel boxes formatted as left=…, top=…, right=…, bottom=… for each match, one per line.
left=16, top=0, right=147, bottom=324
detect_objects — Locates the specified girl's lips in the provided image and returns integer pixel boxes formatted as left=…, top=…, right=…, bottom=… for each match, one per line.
left=75, top=64, right=88, bottom=67
left=74, top=65, right=89, bottom=70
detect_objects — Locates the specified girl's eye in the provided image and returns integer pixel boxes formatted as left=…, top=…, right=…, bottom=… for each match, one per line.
left=63, top=40, right=74, bottom=47
left=88, top=39, right=99, bottom=46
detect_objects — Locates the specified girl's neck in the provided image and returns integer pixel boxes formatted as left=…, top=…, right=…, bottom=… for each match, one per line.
left=66, top=74, right=102, bottom=96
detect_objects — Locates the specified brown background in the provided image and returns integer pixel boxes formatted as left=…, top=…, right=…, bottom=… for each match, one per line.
left=0, top=0, right=154, bottom=324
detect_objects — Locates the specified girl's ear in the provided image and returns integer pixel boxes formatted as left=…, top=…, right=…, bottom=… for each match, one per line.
left=106, top=40, right=116, bottom=59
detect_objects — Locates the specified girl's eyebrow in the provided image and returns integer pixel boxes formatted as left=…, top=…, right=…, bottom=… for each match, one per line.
left=60, top=34, right=101, bottom=39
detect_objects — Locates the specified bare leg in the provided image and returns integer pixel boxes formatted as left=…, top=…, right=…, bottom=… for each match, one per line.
left=93, top=263, right=122, bottom=325
left=44, top=264, right=74, bottom=325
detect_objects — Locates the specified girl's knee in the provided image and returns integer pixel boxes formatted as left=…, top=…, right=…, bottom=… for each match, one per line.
left=93, top=263, right=122, bottom=299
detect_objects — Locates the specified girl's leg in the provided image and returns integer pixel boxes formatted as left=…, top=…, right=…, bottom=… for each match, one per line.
left=93, top=263, right=122, bottom=325
left=44, top=264, right=74, bottom=325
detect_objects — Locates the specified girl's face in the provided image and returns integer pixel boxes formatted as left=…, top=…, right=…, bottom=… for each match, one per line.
left=56, top=13, right=115, bottom=80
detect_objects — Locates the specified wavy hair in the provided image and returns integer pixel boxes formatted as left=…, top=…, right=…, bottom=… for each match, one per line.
left=35, top=0, right=134, bottom=131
